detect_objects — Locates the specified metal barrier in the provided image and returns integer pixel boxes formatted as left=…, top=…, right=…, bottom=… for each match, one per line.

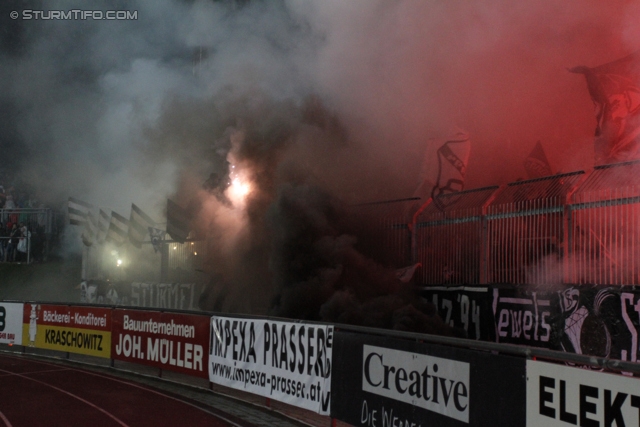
left=348, top=198, right=417, bottom=268
left=485, top=171, right=585, bottom=285
left=0, top=208, right=59, bottom=263
left=568, top=162, right=640, bottom=285
left=366, top=160, right=640, bottom=286
left=75, top=160, right=640, bottom=287
left=4, top=301, right=640, bottom=427
left=413, top=186, right=499, bottom=285
left=81, top=237, right=208, bottom=283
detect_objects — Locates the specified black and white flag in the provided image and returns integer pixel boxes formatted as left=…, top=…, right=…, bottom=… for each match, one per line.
left=81, top=211, right=98, bottom=246
left=68, top=197, right=92, bottom=226
left=106, top=211, right=129, bottom=246
left=166, top=199, right=190, bottom=243
left=524, top=141, right=553, bottom=179
left=128, top=204, right=156, bottom=248
left=149, top=227, right=166, bottom=253
left=97, top=209, right=110, bottom=243
left=430, top=130, right=471, bottom=211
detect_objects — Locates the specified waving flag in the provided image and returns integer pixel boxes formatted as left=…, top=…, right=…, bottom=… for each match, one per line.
left=431, top=130, right=471, bottom=210
left=524, top=141, right=553, bottom=179
left=149, top=227, right=166, bottom=253
left=106, top=211, right=129, bottom=246
left=395, top=263, right=422, bottom=283
left=570, top=51, right=640, bottom=164
left=68, top=197, right=92, bottom=226
left=97, top=209, right=110, bottom=243
left=166, top=199, right=190, bottom=243
left=128, top=204, right=155, bottom=248
left=81, top=211, right=98, bottom=246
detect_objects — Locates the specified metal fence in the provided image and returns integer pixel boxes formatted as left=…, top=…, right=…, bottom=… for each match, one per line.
left=369, top=160, right=640, bottom=286
left=78, top=159, right=640, bottom=287
left=485, top=171, right=585, bottom=285
left=0, top=208, right=58, bottom=263
left=568, top=161, right=640, bottom=285
left=166, top=239, right=207, bottom=281
left=348, top=198, right=417, bottom=268
left=413, top=186, right=499, bottom=285
left=82, top=237, right=208, bottom=283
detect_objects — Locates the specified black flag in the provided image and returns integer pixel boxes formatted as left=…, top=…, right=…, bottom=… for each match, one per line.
left=166, top=199, right=190, bottom=243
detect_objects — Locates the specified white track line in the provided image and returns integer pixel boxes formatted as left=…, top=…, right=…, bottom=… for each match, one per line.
left=0, top=410, right=13, bottom=427
left=59, top=368, right=248, bottom=427
left=0, top=367, right=130, bottom=427
left=1, top=356, right=246, bottom=427
left=0, top=367, right=70, bottom=378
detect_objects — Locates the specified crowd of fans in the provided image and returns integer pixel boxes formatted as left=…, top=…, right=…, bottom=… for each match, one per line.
left=0, top=172, right=47, bottom=263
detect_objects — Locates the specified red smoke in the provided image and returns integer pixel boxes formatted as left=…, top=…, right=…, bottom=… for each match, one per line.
left=135, top=1, right=640, bottom=332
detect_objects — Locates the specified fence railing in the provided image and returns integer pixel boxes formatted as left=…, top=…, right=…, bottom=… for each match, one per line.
left=0, top=208, right=56, bottom=234
left=370, top=161, right=640, bottom=286
left=80, top=237, right=208, bottom=283
left=0, top=208, right=58, bottom=263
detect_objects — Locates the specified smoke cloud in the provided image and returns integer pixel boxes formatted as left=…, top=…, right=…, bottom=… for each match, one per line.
left=2, top=0, right=640, bottom=331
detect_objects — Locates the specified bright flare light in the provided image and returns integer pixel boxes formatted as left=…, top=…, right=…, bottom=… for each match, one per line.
left=230, top=177, right=250, bottom=198
left=226, top=167, right=252, bottom=207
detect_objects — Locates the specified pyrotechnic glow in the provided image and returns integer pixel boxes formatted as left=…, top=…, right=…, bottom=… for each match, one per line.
left=230, top=177, right=250, bottom=198
left=226, top=165, right=252, bottom=207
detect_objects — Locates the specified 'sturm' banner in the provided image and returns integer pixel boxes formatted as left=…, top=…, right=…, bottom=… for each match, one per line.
left=22, top=303, right=111, bottom=358
left=208, top=316, right=333, bottom=415
left=111, top=309, right=210, bottom=378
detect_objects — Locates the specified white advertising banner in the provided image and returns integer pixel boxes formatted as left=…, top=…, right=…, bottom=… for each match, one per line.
left=0, top=302, right=23, bottom=345
left=362, top=344, right=470, bottom=423
left=208, top=316, right=333, bottom=415
left=527, top=360, right=640, bottom=426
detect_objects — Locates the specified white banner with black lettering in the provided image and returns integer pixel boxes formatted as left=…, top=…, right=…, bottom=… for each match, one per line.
left=208, top=316, right=333, bottom=415
left=527, top=360, right=640, bottom=426
left=363, top=344, right=470, bottom=423
left=0, top=302, right=23, bottom=345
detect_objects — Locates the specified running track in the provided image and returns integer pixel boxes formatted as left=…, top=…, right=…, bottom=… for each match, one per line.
left=0, top=354, right=253, bottom=427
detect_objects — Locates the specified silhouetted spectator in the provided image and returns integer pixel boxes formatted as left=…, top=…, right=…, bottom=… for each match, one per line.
left=0, top=222, right=5, bottom=261
left=7, top=223, right=19, bottom=262
left=16, top=225, right=30, bottom=262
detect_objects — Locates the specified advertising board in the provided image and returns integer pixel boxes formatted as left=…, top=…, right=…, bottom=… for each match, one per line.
left=331, top=331, right=526, bottom=426
left=527, top=360, right=640, bottom=426
left=208, top=316, right=333, bottom=415
left=111, top=309, right=210, bottom=378
left=0, top=302, right=23, bottom=345
left=22, top=303, right=111, bottom=358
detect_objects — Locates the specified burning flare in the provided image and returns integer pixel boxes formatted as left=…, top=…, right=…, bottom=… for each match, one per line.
left=226, top=164, right=252, bottom=207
